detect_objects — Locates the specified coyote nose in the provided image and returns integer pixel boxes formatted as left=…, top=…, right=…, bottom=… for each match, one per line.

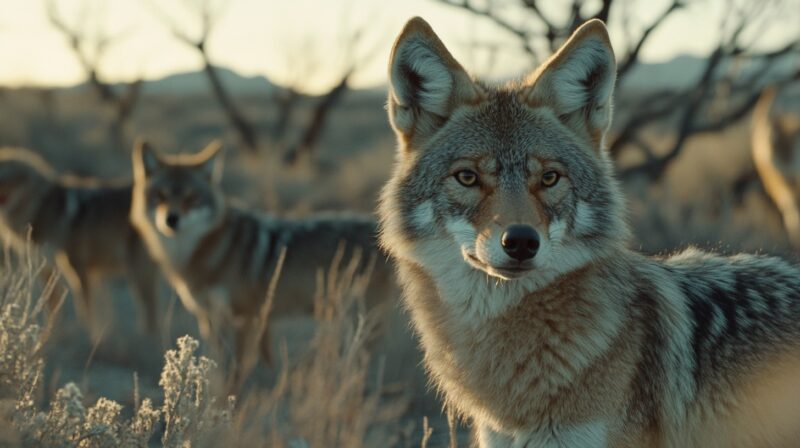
left=501, top=225, right=539, bottom=261
left=166, top=213, right=179, bottom=230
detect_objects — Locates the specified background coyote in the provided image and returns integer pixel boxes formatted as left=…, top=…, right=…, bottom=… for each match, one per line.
left=0, top=148, right=159, bottom=333
left=752, top=85, right=800, bottom=249
left=379, top=17, right=800, bottom=447
left=130, top=140, right=396, bottom=372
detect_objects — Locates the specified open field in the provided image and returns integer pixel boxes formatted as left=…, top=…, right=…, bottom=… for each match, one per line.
left=0, top=76, right=797, bottom=447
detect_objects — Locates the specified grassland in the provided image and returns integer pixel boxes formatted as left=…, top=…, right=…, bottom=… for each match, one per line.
left=0, top=83, right=796, bottom=447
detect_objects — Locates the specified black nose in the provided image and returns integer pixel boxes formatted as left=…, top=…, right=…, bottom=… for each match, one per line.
left=166, top=213, right=179, bottom=230
left=501, top=225, right=540, bottom=261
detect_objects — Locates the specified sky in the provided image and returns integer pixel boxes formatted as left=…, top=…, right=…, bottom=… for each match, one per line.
left=0, top=0, right=797, bottom=94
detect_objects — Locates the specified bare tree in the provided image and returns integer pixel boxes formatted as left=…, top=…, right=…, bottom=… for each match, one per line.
left=614, top=1, right=799, bottom=179
left=436, top=0, right=799, bottom=180
left=269, top=87, right=300, bottom=145
left=267, top=37, right=319, bottom=148
left=150, top=0, right=259, bottom=153
left=46, top=0, right=141, bottom=151
left=282, top=75, right=350, bottom=165
left=282, top=26, right=384, bottom=166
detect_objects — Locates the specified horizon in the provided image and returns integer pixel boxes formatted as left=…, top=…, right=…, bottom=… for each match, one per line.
left=0, top=0, right=797, bottom=94
left=24, top=52, right=732, bottom=94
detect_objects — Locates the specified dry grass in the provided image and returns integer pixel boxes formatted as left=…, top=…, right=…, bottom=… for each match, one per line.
left=218, top=245, right=409, bottom=447
left=0, top=247, right=226, bottom=447
left=0, top=243, right=420, bottom=447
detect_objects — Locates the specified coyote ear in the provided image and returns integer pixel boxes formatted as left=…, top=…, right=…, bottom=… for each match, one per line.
left=388, top=17, right=483, bottom=146
left=523, top=19, right=616, bottom=149
left=197, top=139, right=224, bottom=184
left=132, top=138, right=162, bottom=178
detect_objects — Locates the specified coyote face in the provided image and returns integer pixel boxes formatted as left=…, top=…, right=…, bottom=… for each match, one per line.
left=379, top=17, right=627, bottom=292
left=393, top=97, right=627, bottom=282
left=132, top=140, right=224, bottom=244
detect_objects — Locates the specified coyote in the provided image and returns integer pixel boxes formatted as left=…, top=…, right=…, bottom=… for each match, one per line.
left=378, top=17, right=800, bottom=447
left=752, top=85, right=800, bottom=249
left=0, top=148, right=159, bottom=332
left=130, top=140, right=394, bottom=366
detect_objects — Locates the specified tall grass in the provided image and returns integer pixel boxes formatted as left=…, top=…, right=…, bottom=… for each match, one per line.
left=221, top=245, right=408, bottom=447
left=0, top=244, right=411, bottom=447
left=0, top=247, right=228, bottom=447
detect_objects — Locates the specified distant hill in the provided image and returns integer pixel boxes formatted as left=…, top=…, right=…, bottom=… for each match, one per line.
left=141, top=66, right=275, bottom=95
left=64, top=54, right=798, bottom=97
left=621, top=53, right=798, bottom=92
left=621, top=55, right=706, bottom=91
left=70, top=66, right=276, bottom=96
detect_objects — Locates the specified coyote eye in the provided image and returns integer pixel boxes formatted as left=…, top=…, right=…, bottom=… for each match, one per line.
left=454, top=170, right=479, bottom=187
left=541, top=171, right=560, bottom=187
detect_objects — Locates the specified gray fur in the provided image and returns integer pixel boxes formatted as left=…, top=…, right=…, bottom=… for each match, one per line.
left=379, top=18, right=800, bottom=447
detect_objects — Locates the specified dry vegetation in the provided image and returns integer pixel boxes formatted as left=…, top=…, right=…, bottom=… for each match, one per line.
left=0, top=245, right=442, bottom=447
left=0, top=57, right=797, bottom=448
left=0, top=89, right=794, bottom=446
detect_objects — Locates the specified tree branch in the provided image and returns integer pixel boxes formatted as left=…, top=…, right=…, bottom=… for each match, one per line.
left=149, top=0, right=259, bottom=153
left=282, top=19, right=386, bottom=165
left=435, top=0, right=541, bottom=63
left=618, top=43, right=798, bottom=180
left=45, top=0, right=141, bottom=151
left=617, top=0, right=684, bottom=81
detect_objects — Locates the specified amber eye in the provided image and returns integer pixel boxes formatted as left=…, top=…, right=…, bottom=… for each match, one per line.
left=454, top=170, right=479, bottom=187
left=541, top=171, right=560, bottom=187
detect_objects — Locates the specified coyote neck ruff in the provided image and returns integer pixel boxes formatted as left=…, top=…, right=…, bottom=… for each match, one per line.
left=379, top=17, right=800, bottom=448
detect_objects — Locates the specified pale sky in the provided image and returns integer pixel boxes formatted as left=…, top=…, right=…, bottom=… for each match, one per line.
left=0, top=0, right=797, bottom=94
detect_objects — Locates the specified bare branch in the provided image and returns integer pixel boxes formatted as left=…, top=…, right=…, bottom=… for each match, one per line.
left=617, top=0, right=685, bottom=81
left=593, top=0, right=613, bottom=23
left=283, top=74, right=351, bottom=165
left=616, top=0, right=799, bottom=180
left=608, top=92, right=687, bottom=155
left=435, top=0, right=637, bottom=72
left=521, top=0, right=560, bottom=50
left=521, top=0, right=558, bottom=31
left=618, top=52, right=797, bottom=179
left=149, top=0, right=259, bottom=153
left=618, top=45, right=726, bottom=179
left=270, top=87, right=299, bottom=143
left=435, top=0, right=542, bottom=63
left=283, top=14, right=386, bottom=165
left=45, top=0, right=141, bottom=151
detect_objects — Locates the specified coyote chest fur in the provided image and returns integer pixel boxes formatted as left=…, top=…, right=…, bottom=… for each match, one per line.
left=379, top=18, right=800, bottom=447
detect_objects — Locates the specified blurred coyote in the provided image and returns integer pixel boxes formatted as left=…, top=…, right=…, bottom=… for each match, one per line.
left=0, top=148, right=159, bottom=331
left=752, top=85, right=800, bottom=249
left=130, top=140, right=394, bottom=366
left=379, top=17, right=800, bottom=447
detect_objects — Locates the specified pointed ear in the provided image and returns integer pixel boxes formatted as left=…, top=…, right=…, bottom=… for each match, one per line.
left=388, top=17, right=484, bottom=146
left=132, top=138, right=162, bottom=179
left=196, top=139, right=224, bottom=184
left=523, top=19, right=616, bottom=148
